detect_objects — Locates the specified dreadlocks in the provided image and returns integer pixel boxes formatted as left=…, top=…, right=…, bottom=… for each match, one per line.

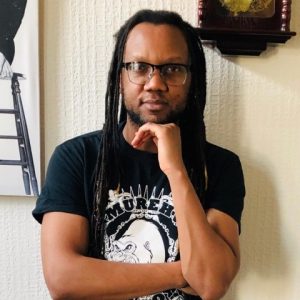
left=91, top=9, right=207, bottom=258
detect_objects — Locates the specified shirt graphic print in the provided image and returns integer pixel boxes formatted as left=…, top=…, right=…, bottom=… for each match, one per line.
left=104, top=184, right=186, bottom=299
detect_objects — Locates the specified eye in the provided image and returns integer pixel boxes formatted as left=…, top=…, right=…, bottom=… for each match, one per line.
left=164, top=64, right=183, bottom=74
left=129, top=62, right=149, bottom=74
left=125, top=242, right=136, bottom=253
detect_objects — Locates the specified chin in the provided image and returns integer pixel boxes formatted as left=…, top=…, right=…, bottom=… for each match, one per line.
left=143, top=116, right=172, bottom=125
left=127, top=109, right=181, bottom=126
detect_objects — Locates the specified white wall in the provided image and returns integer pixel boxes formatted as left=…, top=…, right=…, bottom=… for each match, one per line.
left=0, top=0, right=299, bottom=299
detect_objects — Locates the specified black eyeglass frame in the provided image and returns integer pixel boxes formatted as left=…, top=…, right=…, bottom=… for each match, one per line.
left=121, top=61, right=191, bottom=86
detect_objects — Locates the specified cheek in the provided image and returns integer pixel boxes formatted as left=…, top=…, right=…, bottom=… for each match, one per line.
left=122, top=77, right=144, bottom=100
left=122, top=85, right=142, bottom=100
left=173, top=88, right=189, bottom=107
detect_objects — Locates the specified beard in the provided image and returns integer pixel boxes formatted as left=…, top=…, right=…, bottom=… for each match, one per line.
left=126, top=106, right=185, bottom=126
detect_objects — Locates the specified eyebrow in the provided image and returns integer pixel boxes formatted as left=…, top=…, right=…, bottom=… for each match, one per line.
left=125, top=56, right=187, bottom=63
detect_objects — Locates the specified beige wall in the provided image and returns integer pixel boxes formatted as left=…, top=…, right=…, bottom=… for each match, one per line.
left=0, top=0, right=299, bottom=299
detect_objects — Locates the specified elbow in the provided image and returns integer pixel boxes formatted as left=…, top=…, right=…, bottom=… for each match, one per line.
left=190, top=279, right=229, bottom=300
left=201, top=284, right=229, bottom=300
left=183, top=269, right=236, bottom=300
left=45, top=274, right=72, bottom=300
left=183, top=255, right=240, bottom=300
left=43, top=262, right=77, bottom=300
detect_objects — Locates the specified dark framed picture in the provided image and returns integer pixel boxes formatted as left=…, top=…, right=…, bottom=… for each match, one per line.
left=197, top=0, right=296, bottom=55
left=212, top=0, right=276, bottom=18
left=0, top=0, right=40, bottom=196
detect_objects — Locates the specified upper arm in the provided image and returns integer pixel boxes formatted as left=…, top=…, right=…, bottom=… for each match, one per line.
left=41, top=212, right=89, bottom=279
left=206, top=208, right=240, bottom=261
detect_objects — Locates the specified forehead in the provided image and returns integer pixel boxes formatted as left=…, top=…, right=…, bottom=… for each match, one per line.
left=123, top=22, right=189, bottom=63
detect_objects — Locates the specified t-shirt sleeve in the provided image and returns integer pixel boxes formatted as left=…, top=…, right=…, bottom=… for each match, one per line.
left=32, top=141, right=88, bottom=223
left=205, top=148, right=245, bottom=232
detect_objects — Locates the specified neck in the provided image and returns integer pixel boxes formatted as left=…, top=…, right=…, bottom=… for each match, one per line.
left=122, top=117, right=157, bottom=153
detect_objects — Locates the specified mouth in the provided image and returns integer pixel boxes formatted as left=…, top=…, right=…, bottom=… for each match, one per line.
left=141, top=99, right=168, bottom=111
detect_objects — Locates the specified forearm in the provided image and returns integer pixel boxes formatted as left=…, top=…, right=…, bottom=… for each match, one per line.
left=130, top=123, right=241, bottom=299
left=44, top=254, right=185, bottom=300
left=41, top=213, right=186, bottom=300
left=167, top=169, right=240, bottom=299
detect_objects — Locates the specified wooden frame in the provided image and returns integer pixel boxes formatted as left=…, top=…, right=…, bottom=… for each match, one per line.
left=197, top=0, right=296, bottom=55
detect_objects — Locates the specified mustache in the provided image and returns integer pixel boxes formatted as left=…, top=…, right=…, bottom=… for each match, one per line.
left=141, top=98, right=168, bottom=105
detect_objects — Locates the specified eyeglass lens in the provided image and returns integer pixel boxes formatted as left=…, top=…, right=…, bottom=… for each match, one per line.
left=125, top=62, right=188, bottom=86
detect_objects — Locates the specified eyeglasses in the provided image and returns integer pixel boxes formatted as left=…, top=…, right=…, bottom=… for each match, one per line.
left=122, top=62, right=190, bottom=86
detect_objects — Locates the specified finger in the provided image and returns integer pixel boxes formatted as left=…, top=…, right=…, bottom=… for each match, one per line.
left=141, top=122, right=161, bottom=132
left=131, top=131, right=152, bottom=148
left=136, top=123, right=161, bottom=139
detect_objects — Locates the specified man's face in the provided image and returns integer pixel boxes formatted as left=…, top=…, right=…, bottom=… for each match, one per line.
left=121, top=23, right=191, bottom=125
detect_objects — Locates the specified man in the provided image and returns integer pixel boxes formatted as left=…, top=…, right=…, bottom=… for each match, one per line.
left=0, top=0, right=27, bottom=78
left=33, top=9, right=245, bottom=300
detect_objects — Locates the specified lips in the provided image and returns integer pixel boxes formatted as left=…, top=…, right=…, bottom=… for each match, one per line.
left=141, top=99, right=168, bottom=111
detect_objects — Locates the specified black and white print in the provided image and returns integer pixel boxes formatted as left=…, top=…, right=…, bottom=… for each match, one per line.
left=104, top=185, right=186, bottom=300
left=0, top=0, right=40, bottom=196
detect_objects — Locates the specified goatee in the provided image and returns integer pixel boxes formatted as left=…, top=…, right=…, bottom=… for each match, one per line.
left=126, top=108, right=185, bottom=126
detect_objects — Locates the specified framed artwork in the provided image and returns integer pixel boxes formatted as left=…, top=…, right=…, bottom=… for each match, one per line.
left=197, top=0, right=296, bottom=55
left=0, top=0, right=40, bottom=196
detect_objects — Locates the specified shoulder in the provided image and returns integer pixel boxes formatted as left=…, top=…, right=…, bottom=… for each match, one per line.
left=205, top=141, right=244, bottom=181
left=47, top=130, right=102, bottom=175
left=205, top=141, right=242, bottom=176
left=205, top=142, right=240, bottom=162
left=55, top=130, right=102, bottom=157
left=59, top=130, right=102, bottom=149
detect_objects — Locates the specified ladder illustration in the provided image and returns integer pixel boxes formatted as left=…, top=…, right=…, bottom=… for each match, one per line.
left=0, top=73, right=39, bottom=196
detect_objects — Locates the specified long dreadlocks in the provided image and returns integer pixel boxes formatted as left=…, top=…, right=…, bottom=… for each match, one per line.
left=91, top=9, right=207, bottom=258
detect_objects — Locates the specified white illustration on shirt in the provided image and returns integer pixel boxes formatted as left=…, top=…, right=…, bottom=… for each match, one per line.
left=103, top=185, right=184, bottom=299
left=104, top=185, right=178, bottom=264
left=106, top=219, right=163, bottom=263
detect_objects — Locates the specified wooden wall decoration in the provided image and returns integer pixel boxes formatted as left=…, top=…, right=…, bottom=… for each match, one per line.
left=197, top=0, right=296, bottom=55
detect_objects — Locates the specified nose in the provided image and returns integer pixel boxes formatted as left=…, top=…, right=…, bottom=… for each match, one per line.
left=144, top=69, right=168, bottom=91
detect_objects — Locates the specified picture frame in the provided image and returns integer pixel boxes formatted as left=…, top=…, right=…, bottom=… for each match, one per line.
left=197, top=0, right=296, bottom=55
left=0, top=0, right=40, bottom=196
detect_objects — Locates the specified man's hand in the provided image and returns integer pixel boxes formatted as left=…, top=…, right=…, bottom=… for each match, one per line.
left=0, top=52, right=13, bottom=79
left=131, top=122, right=186, bottom=175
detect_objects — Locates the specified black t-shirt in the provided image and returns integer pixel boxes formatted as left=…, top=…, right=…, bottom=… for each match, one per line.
left=33, top=129, right=245, bottom=300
